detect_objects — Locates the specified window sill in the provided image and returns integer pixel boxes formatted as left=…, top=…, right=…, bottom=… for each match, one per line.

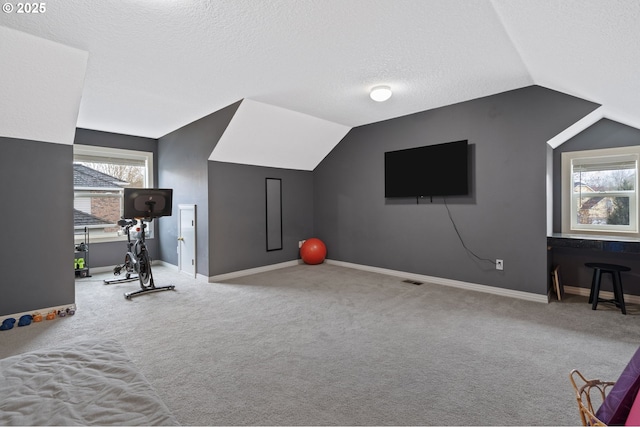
left=73, top=235, right=155, bottom=244
left=551, top=232, right=640, bottom=242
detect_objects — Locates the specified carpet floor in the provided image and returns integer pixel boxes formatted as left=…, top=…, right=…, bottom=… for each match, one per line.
left=1, top=262, right=639, bottom=425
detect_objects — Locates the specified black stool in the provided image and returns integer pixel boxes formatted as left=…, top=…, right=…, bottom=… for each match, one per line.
left=585, top=262, right=630, bottom=315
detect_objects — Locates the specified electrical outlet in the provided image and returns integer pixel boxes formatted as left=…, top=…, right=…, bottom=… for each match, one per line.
left=298, top=240, right=306, bottom=248
left=496, top=259, right=504, bottom=270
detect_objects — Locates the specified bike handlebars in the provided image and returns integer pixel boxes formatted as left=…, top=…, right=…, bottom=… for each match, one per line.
left=117, top=219, right=135, bottom=227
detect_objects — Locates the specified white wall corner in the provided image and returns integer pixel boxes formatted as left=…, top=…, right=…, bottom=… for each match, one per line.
left=546, top=106, right=604, bottom=149
left=209, top=99, right=351, bottom=171
left=546, top=144, right=554, bottom=236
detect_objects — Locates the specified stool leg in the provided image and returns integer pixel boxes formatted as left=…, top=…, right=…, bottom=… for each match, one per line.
left=611, top=272, right=620, bottom=306
left=588, top=269, right=597, bottom=304
left=614, top=271, right=627, bottom=315
left=592, top=269, right=602, bottom=311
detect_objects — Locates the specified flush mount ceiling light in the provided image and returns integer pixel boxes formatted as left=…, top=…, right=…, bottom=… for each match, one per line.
left=370, top=85, right=392, bottom=102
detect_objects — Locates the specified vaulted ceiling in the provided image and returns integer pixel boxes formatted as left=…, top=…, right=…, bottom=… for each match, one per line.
left=1, top=0, right=639, bottom=169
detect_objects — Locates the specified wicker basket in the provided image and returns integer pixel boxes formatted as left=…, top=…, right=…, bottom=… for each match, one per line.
left=570, top=369, right=616, bottom=426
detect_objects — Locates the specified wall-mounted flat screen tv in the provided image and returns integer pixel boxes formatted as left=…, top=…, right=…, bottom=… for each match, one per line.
left=384, top=140, right=469, bottom=198
left=123, top=188, right=173, bottom=219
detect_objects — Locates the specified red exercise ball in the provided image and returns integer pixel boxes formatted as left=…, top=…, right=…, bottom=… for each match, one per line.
left=300, top=238, right=327, bottom=265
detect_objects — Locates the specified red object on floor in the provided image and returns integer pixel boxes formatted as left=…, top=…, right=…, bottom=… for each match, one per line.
left=300, top=238, right=327, bottom=265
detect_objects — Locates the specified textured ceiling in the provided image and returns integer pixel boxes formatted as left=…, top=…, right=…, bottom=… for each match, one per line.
left=0, top=26, right=87, bottom=144
left=1, top=0, right=639, bottom=153
left=492, top=0, right=640, bottom=128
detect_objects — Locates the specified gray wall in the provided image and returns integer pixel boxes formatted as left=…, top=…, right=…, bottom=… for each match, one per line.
left=209, top=162, right=314, bottom=276
left=0, top=137, right=74, bottom=316
left=74, top=128, right=160, bottom=267
left=314, top=86, right=599, bottom=295
left=157, top=100, right=314, bottom=277
left=551, top=118, right=640, bottom=294
left=552, top=118, right=640, bottom=231
left=0, top=85, right=609, bottom=317
left=157, top=101, right=241, bottom=276
left=75, top=128, right=158, bottom=153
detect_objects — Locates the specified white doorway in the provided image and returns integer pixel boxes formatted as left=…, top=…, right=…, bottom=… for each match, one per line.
left=178, top=204, right=197, bottom=278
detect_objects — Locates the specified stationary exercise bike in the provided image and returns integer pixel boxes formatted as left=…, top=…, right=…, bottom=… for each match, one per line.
left=111, top=188, right=175, bottom=299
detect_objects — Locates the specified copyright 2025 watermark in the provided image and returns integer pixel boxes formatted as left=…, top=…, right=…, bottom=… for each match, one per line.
left=3, top=2, right=47, bottom=13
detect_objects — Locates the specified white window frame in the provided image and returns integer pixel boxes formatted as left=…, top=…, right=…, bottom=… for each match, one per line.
left=562, top=146, right=640, bottom=236
left=74, top=144, right=154, bottom=243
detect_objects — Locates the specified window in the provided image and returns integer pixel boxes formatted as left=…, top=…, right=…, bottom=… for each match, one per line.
left=73, top=145, right=154, bottom=242
left=562, top=146, right=640, bottom=235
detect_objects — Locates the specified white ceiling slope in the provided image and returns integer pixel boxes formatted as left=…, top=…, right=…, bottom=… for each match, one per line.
left=1, top=0, right=639, bottom=164
left=210, top=99, right=350, bottom=171
left=0, top=26, right=87, bottom=145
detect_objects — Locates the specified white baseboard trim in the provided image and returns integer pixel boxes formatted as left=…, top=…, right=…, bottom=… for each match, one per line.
left=325, top=259, right=550, bottom=303
left=209, top=260, right=302, bottom=282
left=155, top=260, right=209, bottom=281
left=156, top=260, right=175, bottom=269
left=87, top=265, right=114, bottom=274
left=88, top=260, right=195, bottom=277
left=0, top=303, right=77, bottom=325
left=183, top=257, right=549, bottom=303
left=564, top=285, right=640, bottom=305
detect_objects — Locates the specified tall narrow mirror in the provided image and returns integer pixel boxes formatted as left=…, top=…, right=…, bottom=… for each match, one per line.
left=266, top=178, right=282, bottom=251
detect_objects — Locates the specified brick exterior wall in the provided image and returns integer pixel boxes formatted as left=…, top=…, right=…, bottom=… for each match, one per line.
left=91, top=195, right=121, bottom=224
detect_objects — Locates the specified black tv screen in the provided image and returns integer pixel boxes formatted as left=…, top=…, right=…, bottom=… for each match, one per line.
left=385, top=140, right=469, bottom=198
left=123, top=188, right=173, bottom=219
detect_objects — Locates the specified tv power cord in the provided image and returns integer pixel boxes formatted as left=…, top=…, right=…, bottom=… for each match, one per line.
left=443, top=197, right=497, bottom=267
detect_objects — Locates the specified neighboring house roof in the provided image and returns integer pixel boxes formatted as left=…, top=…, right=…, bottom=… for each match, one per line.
left=74, top=164, right=128, bottom=189
left=74, top=209, right=112, bottom=227
left=579, top=197, right=604, bottom=210
left=574, top=182, right=600, bottom=192
left=573, top=183, right=606, bottom=211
